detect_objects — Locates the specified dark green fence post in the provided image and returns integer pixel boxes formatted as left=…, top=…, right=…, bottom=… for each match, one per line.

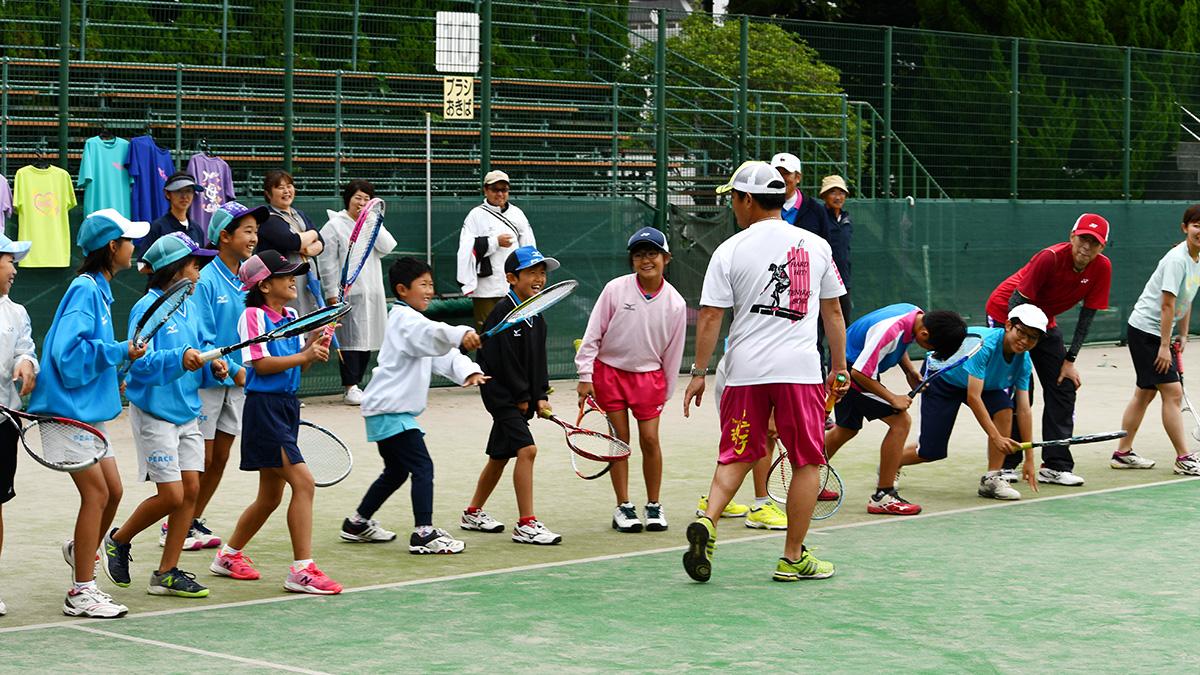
left=335, top=70, right=343, bottom=187
left=283, top=0, right=295, bottom=174
left=739, top=16, right=748, bottom=166
left=1123, top=47, right=1131, bottom=200
left=351, top=0, right=360, bottom=70
left=481, top=0, right=492, bottom=177
left=80, top=0, right=87, bottom=61
left=882, top=26, right=892, bottom=199
left=1010, top=37, right=1019, bottom=200
left=175, top=64, right=183, bottom=163
left=654, top=8, right=667, bottom=230
left=59, top=0, right=70, bottom=169
left=611, top=83, right=619, bottom=199
left=2, top=57, right=8, bottom=176
left=221, top=0, right=229, bottom=66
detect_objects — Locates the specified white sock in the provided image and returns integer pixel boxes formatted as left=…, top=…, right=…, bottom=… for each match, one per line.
left=415, top=525, right=434, bottom=537
left=349, top=513, right=367, bottom=525
left=754, top=496, right=771, bottom=507
left=985, top=470, right=1001, bottom=477
left=72, top=580, right=97, bottom=593
left=292, top=559, right=314, bottom=570
left=221, top=545, right=241, bottom=557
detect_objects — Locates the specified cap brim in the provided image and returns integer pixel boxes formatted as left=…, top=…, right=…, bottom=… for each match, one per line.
left=270, top=260, right=310, bottom=278
left=245, top=206, right=272, bottom=223
left=1, top=241, right=32, bottom=263
left=715, top=184, right=733, bottom=194
left=122, top=221, right=151, bottom=241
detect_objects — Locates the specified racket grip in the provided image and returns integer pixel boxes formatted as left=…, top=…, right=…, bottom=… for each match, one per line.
left=199, top=348, right=223, bottom=363
left=538, top=408, right=553, bottom=419
left=825, top=373, right=847, bottom=413
left=1018, top=441, right=1033, bottom=450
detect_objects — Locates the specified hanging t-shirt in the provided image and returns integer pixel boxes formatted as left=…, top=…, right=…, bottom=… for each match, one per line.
left=126, top=136, right=176, bottom=223
left=0, top=175, right=12, bottom=233
left=77, top=136, right=133, bottom=218
left=12, top=165, right=77, bottom=268
left=186, top=154, right=235, bottom=237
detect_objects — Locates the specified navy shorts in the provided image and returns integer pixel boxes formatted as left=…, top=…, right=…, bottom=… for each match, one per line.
left=0, top=418, right=17, bottom=505
left=916, top=378, right=1016, bottom=461
left=486, top=412, right=536, bottom=460
left=240, top=391, right=304, bottom=470
left=1127, top=324, right=1180, bottom=390
left=833, top=386, right=902, bottom=431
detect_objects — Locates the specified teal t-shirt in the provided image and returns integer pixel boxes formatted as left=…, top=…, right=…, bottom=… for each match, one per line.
left=364, top=413, right=424, bottom=443
left=77, top=136, right=133, bottom=218
left=940, top=326, right=1031, bottom=392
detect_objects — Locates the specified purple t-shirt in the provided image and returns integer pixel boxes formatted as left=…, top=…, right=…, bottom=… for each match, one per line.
left=0, top=175, right=11, bottom=233
left=125, top=136, right=176, bottom=223
left=186, top=154, right=236, bottom=237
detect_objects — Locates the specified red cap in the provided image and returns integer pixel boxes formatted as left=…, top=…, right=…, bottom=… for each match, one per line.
left=1071, top=214, right=1108, bottom=245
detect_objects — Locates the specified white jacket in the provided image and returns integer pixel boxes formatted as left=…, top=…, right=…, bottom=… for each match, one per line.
left=360, top=303, right=482, bottom=418
left=316, top=209, right=398, bottom=351
left=0, top=295, right=39, bottom=412
left=455, top=201, right=536, bottom=298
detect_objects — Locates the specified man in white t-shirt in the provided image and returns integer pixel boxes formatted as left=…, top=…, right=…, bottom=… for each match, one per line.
left=682, top=161, right=850, bottom=584
left=455, top=170, right=537, bottom=332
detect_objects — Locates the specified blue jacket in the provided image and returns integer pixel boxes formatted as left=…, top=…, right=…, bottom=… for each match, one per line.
left=28, top=274, right=127, bottom=423
left=781, top=192, right=831, bottom=242
left=124, top=289, right=204, bottom=425
left=194, top=258, right=244, bottom=388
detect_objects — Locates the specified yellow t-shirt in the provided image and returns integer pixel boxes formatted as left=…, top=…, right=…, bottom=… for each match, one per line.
left=13, top=165, right=77, bottom=268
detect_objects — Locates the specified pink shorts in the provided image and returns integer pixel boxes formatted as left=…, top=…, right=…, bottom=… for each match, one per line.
left=592, top=360, right=667, bottom=421
left=717, top=383, right=827, bottom=466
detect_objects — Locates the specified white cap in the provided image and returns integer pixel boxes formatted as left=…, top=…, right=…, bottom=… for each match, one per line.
left=1008, top=304, right=1049, bottom=335
left=716, top=161, right=787, bottom=195
left=483, top=170, right=511, bottom=186
left=770, top=152, right=802, bottom=174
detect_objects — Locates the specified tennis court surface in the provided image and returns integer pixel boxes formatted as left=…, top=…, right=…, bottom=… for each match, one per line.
left=3, top=478, right=1196, bottom=674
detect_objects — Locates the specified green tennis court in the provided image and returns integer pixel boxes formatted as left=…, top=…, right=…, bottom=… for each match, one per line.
left=3, top=478, right=1196, bottom=674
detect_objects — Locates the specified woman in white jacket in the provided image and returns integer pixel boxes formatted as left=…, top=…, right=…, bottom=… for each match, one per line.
left=318, top=179, right=398, bottom=405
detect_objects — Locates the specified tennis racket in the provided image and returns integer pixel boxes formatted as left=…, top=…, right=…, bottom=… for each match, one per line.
left=0, top=405, right=110, bottom=472
left=1171, top=343, right=1200, bottom=441
left=890, top=334, right=985, bottom=412
left=480, top=280, right=579, bottom=341
left=765, top=374, right=846, bottom=518
left=118, top=278, right=194, bottom=376
left=198, top=302, right=352, bottom=363
left=540, top=407, right=630, bottom=478
left=1018, top=430, right=1127, bottom=449
left=569, top=395, right=620, bottom=480
left=339, top=197, right=385, bottom=302
left=298, top=421, right=353, bottom=487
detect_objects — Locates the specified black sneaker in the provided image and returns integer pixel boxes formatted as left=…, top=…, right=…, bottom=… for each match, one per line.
left=340, top=518, right=397, bottom=543
left=148, top=567, right=210, bottom=597
left=102, top=529, right=132, bottom=588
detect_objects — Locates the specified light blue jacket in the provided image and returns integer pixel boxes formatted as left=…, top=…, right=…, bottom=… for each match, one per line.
left=194, top=257, right=244, bottom=388
left=124, top=288, right=204, bottom=425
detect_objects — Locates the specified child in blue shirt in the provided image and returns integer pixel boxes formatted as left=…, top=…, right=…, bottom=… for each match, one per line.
left=29, top=209, right=149, bottom=619
left=102, top=233, right=221, bottom=600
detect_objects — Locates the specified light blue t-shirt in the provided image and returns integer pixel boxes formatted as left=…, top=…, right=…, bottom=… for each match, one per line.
left=1128, top=241, right=1200, bottom=337
left=940, top=326, right=1031, bottom=392
left=77, top=136, right=133, bottom=218
left=364, top=413, right=424, bottom=442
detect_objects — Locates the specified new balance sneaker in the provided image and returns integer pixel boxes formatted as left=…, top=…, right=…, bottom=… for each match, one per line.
left=978, top=474, right=1021, bottom=500
left=612, top=503, right=644, bottom=533
left=683, top=517, right=716, bottom=583
left=745, top=501, right=788, bottom=530
left=818, top=487, right=841, bottom=501
left=158, top=522, right=202, bottom=551
left=63, top=586, right=128, bottom=618
left=102, top=529, right=132, bottom=588
left=1108, top=450, right=1154, bottom=469
left=695, top=495, right=750, bottom=518
left=210, top=550, right=260, bottom=580
left=644, top=503, right=668, bottom=531
left=998, top=468, right=1020, bottom=483
left=340, top=518, right=397, bottom=543
left=867, top=491, right=922, bottom=515
left=62, top=539, right=100, bottom=581
left=461, top=508, right=505, bottom=533
left=1037, top=467, right=1085, bottom=485
left=190, top=519, right=223, bottom=548
left=409, top=528, right=466, bottom=554
left=148, top=568, right=210, bottom=597
left=1174, top=453, right=1200, bottom=475
left=773, top=548, right=835, bottom=581
left=512, top=518, right=562, bottom=545
left=284, top=563, right=343, bottom=595
left=343, top=385, right=364, bottom=406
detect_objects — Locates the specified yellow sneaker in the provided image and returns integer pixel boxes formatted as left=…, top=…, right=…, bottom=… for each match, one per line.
left=745, top=500, right=788, bottom=530
left=773, top=547, right=835, bottom=581
left=695, top=495, right=750, bottom=518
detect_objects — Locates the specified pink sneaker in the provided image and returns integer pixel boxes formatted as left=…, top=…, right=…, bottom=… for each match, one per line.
left=284, top=563, right=343, bottom=595
left=210, top=550, right=260, bottom=580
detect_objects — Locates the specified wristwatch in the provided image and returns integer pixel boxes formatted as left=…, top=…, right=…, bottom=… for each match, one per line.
left=689, top=363, right=708, bottom=377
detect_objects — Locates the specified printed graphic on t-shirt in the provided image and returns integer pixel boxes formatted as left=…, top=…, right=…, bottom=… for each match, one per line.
left=34, top=191, right=60, bottom=216
left=750, top=245, right=810, bottom=321
left=201, top=171, right=225, bottom=213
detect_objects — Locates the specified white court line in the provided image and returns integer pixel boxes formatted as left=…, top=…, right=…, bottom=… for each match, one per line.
left=64, top=624, right=333, bottom=674
left=2, top=475, right=1195, bottom=637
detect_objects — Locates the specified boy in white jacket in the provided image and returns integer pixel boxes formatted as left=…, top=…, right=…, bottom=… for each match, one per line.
left=342, top=257, right=487, bottom=553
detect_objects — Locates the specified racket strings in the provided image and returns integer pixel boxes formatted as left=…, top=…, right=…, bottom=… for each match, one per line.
left=571, top=407, right=618, bottom=479
left=566, top=429, right=630, bottom=462
left=927, top=334, right=984, bottom=370
left=507, top=280, right=578, bottom=324
left=297, top=423, right=352, bottom=487
left=281, top=304, right=352, bottom=338
left=27, top=420, right=106, bottom=469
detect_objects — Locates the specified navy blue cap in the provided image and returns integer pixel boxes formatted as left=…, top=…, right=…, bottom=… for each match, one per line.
left=627, top=226, right=669, bottom=254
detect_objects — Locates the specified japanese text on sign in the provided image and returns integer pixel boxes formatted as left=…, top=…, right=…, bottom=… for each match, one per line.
left=443, top=76, right=474, bottom=120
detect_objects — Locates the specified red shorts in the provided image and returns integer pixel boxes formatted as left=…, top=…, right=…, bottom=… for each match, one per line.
left=592, top=360, right=667, bottom=421
left=717, top=383, right=826, bottom=467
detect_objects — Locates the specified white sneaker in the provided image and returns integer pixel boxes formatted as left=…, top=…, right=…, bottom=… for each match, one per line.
left=62, top=540, right=100, bottom=581
left=409, top=528, right=466, bottom=554
left=512, top=518, right=562, bottom=545
left=1174, top=453, right=1200, bottom=475
left=612, top=503, right=644, bottom=533
left=644, top=503, right=668, bottom=531
left=978, top=474, right=1021, bottom=500
left=158, top=522, right=203, bottom=550
left=62, top=586, right=127, bottom=618
left=340, top=518, right=397, bottom=542
left=1037, top=467, right=1085, bottom=485
left=998, top=468, right=1020, bottom=483
left=0, top=594, right=6, bottom=616
left=1111, top=451, right=1156, bottom=469
left=461, top=509, right=505, bottom=533
left=343, top=385, right=364, bottom=406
